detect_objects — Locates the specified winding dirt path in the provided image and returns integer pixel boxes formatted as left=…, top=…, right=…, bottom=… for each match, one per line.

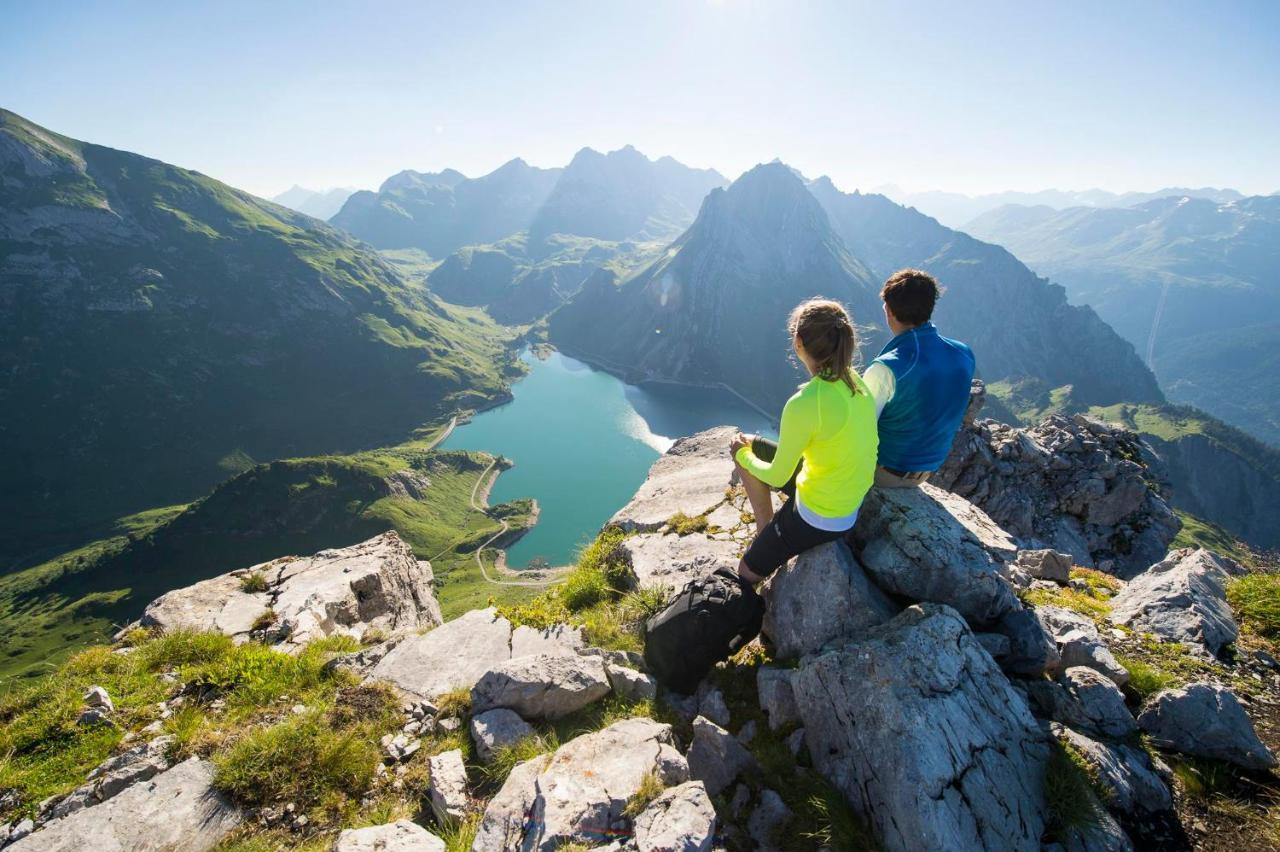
left=467, top=460, right=565, bottom=587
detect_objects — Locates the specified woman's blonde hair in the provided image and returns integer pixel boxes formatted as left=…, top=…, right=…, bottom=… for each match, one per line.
left=788, top=298, right=860, bottom=395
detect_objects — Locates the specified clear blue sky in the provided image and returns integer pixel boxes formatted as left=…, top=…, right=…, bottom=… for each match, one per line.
left=4, top=0, right=1278, bottom=198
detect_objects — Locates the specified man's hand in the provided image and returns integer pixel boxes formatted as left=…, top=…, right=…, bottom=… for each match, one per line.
left=729, top=432, right=754, bottom=455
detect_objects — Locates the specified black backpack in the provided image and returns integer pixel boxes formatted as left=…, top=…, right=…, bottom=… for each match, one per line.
left=643, top=567, right=765, bottom=694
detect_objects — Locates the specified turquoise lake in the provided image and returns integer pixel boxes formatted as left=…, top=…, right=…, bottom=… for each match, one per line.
left=440, top=350, right=777, bottom=568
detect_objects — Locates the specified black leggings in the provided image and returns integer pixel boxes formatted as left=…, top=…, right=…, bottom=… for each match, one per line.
left=741, top=438, right=845, bottom=578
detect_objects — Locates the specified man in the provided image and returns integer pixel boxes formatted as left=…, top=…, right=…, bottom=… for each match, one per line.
left=862, top=268, right=975, bottom=488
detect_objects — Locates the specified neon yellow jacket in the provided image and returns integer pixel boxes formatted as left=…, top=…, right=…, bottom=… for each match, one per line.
left=735, top=373, right=878, bottom=518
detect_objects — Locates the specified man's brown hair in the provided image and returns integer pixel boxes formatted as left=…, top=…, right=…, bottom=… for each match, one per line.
left=881, top=268, right=943, bottom=327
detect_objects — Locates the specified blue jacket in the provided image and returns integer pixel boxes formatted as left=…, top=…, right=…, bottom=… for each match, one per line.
left=872, top=322, right=975, bottom=472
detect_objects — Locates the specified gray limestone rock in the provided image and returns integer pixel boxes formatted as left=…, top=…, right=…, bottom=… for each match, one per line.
left=793, top=604, right=1050, bottom=852
left=44, top=736, right=174, bottom=821
left=851, top=484, right=1020, bottom=627
left=756, top=667, right=800, bottom=732
left=123, top=531, right=442, bottom=649
left=1038, top=606, right=1128, bottom=685
left=7, top=758, right=242, bottom=852
left=685, top=716, right=757, bottom=797
left=605, top=663, right=657, bottom=703
left=470, top=708, right=536, bottom=764
left=1109, top=549, right=1239, bottom=658
left=471, top=653, right=611, bottom=721
left=1057, top=802, right=1134, bottom=852
left=615, top=531, right=739, bottom=593
left=1014, top=549, right=1073, bottom=583
left=1137, top=683, right=1277, bottom=771
left=697, top=686, right=730, bottom=728
left=367, top=608, right=513, bottom=700
left=333, top=820, right=446, bottom=852
left=471, top=718, right=688, bottom=851
left=428, top=749, right=470, bottom=823
left=746, top=788, right=793, bottom=852
left=510, top=624, right=584, bottom=659
left=610, top=428, right=737, bottom=532
left=1054, top=725, right=1172, bottom=814
left=761, top=540, right=897, bottom=659
left=1027, top=668, right=1136, bottom=739
left=633, top=781, right=716, bottom=852
left=993, top=604, right=1061, bottom=676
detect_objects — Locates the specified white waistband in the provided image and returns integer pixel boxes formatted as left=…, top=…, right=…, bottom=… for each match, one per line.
left=795, top=493, right=858, bottom=532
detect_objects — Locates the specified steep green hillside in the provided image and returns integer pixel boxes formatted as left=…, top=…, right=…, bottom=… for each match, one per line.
left=0, top=109, right=518, bottom=566
left=0, top=444, right=537, bottom=682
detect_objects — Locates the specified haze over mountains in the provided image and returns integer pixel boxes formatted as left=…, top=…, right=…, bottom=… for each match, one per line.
left=968, top=195, right=1280, bottom=445
left=878, top=185, right=1246, bottom=230
left=0, top=109, right=512, bottom=564
left=269, top=185, right=358, bottom=220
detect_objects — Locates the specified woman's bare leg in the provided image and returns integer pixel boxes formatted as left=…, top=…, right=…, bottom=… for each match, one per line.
left=736, top=462, right=775, bottom=534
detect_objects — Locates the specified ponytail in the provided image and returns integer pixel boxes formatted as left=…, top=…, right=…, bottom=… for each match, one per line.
left=788, top=298, right=860, bottom=395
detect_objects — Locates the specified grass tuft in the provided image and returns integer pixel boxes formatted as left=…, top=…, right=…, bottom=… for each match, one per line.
left=239, top=571, right=269, bottom=593
left=666, top=512, right=709, bottom=536
left=1043, top=739, right=1103, bottom=838
left=1227, top=573, right=1280, bottom=638
left=623, top=770, right=666, bottom=817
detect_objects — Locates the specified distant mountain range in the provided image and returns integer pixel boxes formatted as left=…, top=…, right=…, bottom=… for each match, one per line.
left=967, top=195, right=1280, bottom=446
left=331, top=146, right=726, bottom=259
left=549, top=163, right=1164, bottom=415
left=270, top=185, right=359, bottom=220
left=872, top=185, right=1244, bottom=229
left=0, top=109, right=514, bottom=565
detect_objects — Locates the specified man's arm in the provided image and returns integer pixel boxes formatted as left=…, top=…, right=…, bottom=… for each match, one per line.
left=862, top=361, right=896, bottom=419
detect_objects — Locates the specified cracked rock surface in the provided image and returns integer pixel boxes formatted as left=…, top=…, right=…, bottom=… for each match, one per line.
left=793, top=604, right=1049, bottom=852
left=471, top=653, right=611, bottom=721
left=632, top=781, right=716, bottom=852
left=1108, top=548, right=1239, bottom=658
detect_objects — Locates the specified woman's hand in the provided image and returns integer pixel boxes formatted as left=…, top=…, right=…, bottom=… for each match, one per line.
left=729, top=432, right=755, bottom=455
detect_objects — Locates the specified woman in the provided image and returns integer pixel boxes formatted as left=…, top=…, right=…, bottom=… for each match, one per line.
left=731, top=298, right=878, bottom=584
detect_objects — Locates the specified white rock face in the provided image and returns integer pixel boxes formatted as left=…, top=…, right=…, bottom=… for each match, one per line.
left=472, top=718, right=688, bottom=851
left=428, top=749, right=470, bottom=823
left=851, top=484, right=1020, bottom=626
left=44, top=736, right=173, bottom=821
left=617, top=532, right=740, bottom=593
left=605, top=663, right=657, bottom=703
left=761, top=541, right=897, bottom=659
left=471, top=653, right=612, bottom=721
left=126, top=531, right=442, bottom=649
left=793, top=604, right=1049, bottom=852
left=334, top=820, right=446, bottom=852
left=610, top=428, right=737, bottom=532
left=1137, top=683, right=1277, bottom=771
left=1108, top=548, right=1238, bottom=658
left=8, top=758, right=242, bottom=852
left=686, top=716, right=757, bottom=797
left=632, top=781, right=716, bottom=852
left=470, top=708, right=536, bottom=764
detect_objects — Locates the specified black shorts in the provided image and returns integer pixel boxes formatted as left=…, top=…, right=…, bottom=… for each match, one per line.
left=741, top=438, right=846, bottom=577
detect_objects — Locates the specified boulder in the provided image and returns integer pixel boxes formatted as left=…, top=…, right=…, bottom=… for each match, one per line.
left=792, top=604, right=1049, bottom=852
left=123, top=531, right=442, bottom=649
left=1137, top=683, right=1277, bottom=771
left=632, top=781, right=716, bottom=852
left=993, top=605, right=1061, bottom=676
left=851, top=484, right=1020, bottom=626
left=1054, top=725, right=1172, bottom=815
left=696, top=686, right=730, bottom=728
left=471, top=653, right=611, bottom=721
left=1108, top=549, right=1238, bottom=658
left=470, top=709, right=536, bottom=764
left=756, top=667, right=800, bottom=732
left=7, top=758, right=242, bottom=852
left=746, top=788, right=793, bottom=852
left=761, top=541, right=897, bottom=659
left=83, top=686, right=113, bottom=712
left=1057, top=803, right=1134, bottom=852
left=44, top=736, right=174, bottom=821
left=1026, top=668, right=1136, bottom=739
left=685, top=716, right=757, bottom=797
left=610, top=428, right=737, bottom=532
left=471, top=718, right=688, bottom=851
left=367, top=608, right=513, bottom=700
left=510, top=623, right=584, bottom=658
left=1014, top=549, right=1072, bottom=583
left=605, top=663, right=657, bottom=703
left=615, top=532, right=739, bottom=593
left=428, top=749, right=470, bottom=823
left=334, top=820, right=446, bottom=852
left=1037, top=606, right=1128, bottom=686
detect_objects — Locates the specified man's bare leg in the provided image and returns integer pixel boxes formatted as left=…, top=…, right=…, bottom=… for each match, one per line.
left=736, top=462, right=775, bottom=534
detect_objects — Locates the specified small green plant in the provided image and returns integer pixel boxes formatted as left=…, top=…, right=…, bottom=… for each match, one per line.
left=250, top=609, right=276, bottom=632
left=667, top=512, right=709, bottom=536
left=239, top=571, right=269, bottom=593
left=623, top=770, right=666, bottom=817
left=1069, top=567, right=1122, bottom=595
left=1227, top=573, right=1280, bottom=638
left=1043, top=739, right=1103, bottom=838
left=1116, top=655, right=1177, bottom=701
left=480, top=734, right=557, bottom=787
left=438, top=812, right=483, bottom=852
left=800, top=785, right=870, bottom=851
left=435, top=687, right=472, bottom=720
left=1020, top=586, right=1111, bottom=621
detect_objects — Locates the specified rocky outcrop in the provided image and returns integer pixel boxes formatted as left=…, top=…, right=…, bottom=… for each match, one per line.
left=472, top=718, right=688, bottom=851
left=1054, top=725, right=1172, bottom=815
left=8, top=758, right=242, bottom=852
left=761, top=541, right=897, bottom=659
left=364, top=607, right=582, bottom=700
left=428, top=749, right=470, bottom=823
left=1137, top=683, right=1277, bottom=771
left=1108, top=548, right=1239, bottom=658
left=470, top=709, right=535, bottom=764
left=42, top=736, right=173, bottom=821
left=334, top=820, right=446, bottom=852
left=610, top=428, right=738, bottom=532
left=936, top=407, right=1179, bottom=577
left=632, top=781, right=716, bottom=852
left=123, top=531, right=442, bottom=649
left=1025, top=668, right=1137, bottom=740
left=851, top=484, right=1019, bottom=626
left=685, top=716, right=757, bottom=797
left=471, top=653, right=611, bottom=721
left=1038, top=606, right=1128, bottom=685
left=793, top=604, right=1049, bottom=852
left=616, top=532, right=739, bottom=593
